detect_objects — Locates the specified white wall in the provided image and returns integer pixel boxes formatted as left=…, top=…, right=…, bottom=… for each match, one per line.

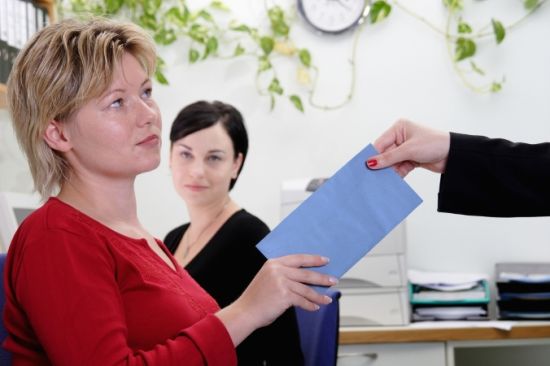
left=1, top=0, right=550, bottom=280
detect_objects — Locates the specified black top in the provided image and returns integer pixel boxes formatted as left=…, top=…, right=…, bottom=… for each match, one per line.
left=164, top=209, right=304, bottom=366
left=438, top=132, right=550, bottom=217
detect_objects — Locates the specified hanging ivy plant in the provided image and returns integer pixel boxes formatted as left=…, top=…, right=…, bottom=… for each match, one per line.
left=58, top=0, right=547, bottom=111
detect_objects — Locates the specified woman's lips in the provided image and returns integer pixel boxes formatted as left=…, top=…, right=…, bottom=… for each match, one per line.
left=137, top=135, right=160, bottom=146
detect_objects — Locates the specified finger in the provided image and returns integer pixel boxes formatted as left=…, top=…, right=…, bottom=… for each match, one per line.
left=286, top=267, right=338, bottom=287
left=394, top=161, right=417, bottom=177
left=366, top=142, right=414, bottom=170
left=274, top=254, right=329, bottom=268
left=288, top=281, right=333, bottom=310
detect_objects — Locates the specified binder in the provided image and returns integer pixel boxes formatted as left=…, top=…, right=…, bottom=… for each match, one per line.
left=495, top=262, right=550, bottom=320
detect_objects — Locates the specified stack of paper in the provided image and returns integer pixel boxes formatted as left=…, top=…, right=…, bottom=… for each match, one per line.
left=408, top=269, right=490, bottom=321
left=496, top=263, right=550, bottom=320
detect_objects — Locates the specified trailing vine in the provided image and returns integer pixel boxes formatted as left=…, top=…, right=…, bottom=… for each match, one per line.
left=397, top=0, right=548, bottom=93
left=57, top=0, right=546, bottom=112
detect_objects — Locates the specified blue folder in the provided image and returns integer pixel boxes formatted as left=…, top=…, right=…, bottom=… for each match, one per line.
left=258, top=144, right=422, bottom=288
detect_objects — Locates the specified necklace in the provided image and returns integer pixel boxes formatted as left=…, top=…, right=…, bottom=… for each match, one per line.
left=181, top=199, right=230, bottom=260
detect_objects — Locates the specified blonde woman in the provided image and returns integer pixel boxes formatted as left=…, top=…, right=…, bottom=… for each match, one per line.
left=3, top=18, right=336, bottom=365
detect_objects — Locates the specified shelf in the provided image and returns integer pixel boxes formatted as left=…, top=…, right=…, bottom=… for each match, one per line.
left=339, top=323, right=550, bottom=344
left=1, top=0, right=55, bottom=110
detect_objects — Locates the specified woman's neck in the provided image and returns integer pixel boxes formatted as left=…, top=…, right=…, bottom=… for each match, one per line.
left=187, top=197, right=238, bottom=231
left=57, top=173, right=139, bottom=229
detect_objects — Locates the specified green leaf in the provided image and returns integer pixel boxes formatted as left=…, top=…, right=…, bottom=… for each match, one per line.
left=470, top=61, right=485, bottom=76
left=270, top=95, right=276, bottom=111
left=203, top=37, right=218, bottom=59
left=189, top=48, right=200, bottom=63
left=260, top=36, right=274, bottom=55
left=299, top=49, right=311, bottom=67
left=491, top=19, right=506, bottom=44
left=454, top=37, right=476, bottom=62
left=210, top=0, right=230, bottom=11
left=268, top=78, right=283, bottom=95
left=491, top=82, right=502, bottom=93
left=139, top=13, right=159, bottom=31
left=442, top=0, right=463, bottom=12
left=105, top=0, right=124, bottom=14
left=524, top=0, right=539, bottom=10
left=370, top=1, right=392, bottom=24
left=234, top=44, right=245, bottom=56
left=231, top=24, right=251, bottom=33
left=197, top=10, right=214, bottom=22
left=143, top=0, right=161, bottom=15
left=457, top=21, right=472, bottom=34
left=268, top=6, right=285, bottom=24
left=155, top=69, right=169, bottom=85
left=188, top=23, right=208, bottom=43
left=268, top=6, right=289, bottom=36
left=258, top=56, right=272, bottom=72
left=165, top=7, right=189, bottom=27
left=272, top=22, right=290, bottom=37
left=289, top=95, right=304, bottom=112
left=154, top=29, right=177, bottom=45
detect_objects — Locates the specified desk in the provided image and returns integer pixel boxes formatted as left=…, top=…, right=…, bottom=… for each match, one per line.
left=338, top=322, right=550, bottom=366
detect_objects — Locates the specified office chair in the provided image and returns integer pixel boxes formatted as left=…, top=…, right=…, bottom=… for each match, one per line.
left=295, top=288, right=341, bottom=366
left=0, top=253, right=11, bottom=365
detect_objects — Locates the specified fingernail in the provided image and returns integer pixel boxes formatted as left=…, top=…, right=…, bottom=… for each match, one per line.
left=313, top=304, right=320, bottom=310
left=366, top=159, right=378, bottom=168
left=329, top=277, right=338, bottom=284
left=321, top=256, right=330, bottom=263
left=324, top=295, right=333, bottom=303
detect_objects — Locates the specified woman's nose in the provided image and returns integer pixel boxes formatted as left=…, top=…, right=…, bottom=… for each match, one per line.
left=136, top=98, right=160, bottom=126
left=189, top=160, right=205, bottom=177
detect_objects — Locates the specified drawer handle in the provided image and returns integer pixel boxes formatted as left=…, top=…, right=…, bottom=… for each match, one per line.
left=338, top=352, right=378, bottom=360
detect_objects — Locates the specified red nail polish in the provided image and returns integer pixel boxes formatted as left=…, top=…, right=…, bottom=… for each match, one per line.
left=367, top=159, right=377, bottom=168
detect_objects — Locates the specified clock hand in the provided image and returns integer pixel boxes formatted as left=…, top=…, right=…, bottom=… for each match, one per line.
left=335, top=0, right=352, bottom=11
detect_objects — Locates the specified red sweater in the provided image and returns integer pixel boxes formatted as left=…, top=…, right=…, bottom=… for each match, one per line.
left=2, top=198, right=237, bottom=366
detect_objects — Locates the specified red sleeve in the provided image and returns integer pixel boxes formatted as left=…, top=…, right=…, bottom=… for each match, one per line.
left=5, top=227, right=236, bottom=366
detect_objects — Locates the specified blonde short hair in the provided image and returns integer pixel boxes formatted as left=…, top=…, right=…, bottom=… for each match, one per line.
left=7, top=18, right=157, bottom=199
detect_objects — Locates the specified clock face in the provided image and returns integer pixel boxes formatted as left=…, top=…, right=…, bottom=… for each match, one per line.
left=298, top=0, right=368, bottom=34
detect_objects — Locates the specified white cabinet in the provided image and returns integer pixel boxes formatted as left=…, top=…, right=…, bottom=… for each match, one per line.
left=338, top=342, right=446, bottom=366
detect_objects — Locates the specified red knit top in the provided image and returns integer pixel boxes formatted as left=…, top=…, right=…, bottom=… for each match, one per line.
left=2, top=198, right=237, bottom=366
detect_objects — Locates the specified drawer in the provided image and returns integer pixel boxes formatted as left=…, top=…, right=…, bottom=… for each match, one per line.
left=341, top=254, right=406, bottom=288
left=339, top=288, right=409, bottom=326
left=338, top=342, right=445, bottom=366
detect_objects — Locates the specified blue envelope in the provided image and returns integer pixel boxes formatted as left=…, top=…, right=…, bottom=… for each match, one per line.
left=258, top=144, right=422, bottom=288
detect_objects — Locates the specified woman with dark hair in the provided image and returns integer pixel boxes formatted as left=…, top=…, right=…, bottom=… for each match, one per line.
left=164, top=101, right=304, bottom=365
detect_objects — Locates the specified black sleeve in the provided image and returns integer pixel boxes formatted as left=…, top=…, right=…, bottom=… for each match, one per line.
left=438, top=132, right=550, bottom=217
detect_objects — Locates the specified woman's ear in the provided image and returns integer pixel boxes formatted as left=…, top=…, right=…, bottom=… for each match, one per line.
left=43, top=120, right=72, bottom=152
left=232, top=152, right=244, bottom=179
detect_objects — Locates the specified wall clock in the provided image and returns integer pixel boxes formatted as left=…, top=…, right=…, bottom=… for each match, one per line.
left=297, top=0, right=370, bottom=34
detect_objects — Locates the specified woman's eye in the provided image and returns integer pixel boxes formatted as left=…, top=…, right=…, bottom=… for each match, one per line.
left=180, top=151, right=192, bottom=159
left=110, top=98, right=123, bottom=108
left=142, top=87, right=152, bottom=99
left=208, top=155, right=222, bottom=162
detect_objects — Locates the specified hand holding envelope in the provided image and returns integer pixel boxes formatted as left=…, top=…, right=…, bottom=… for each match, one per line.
left=258, top=144, right=423, bottom=291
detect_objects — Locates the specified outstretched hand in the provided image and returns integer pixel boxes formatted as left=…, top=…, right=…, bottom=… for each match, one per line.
left=366, top=119, right=451, bottom=177
left=216, top=254, right=337, bottom=346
